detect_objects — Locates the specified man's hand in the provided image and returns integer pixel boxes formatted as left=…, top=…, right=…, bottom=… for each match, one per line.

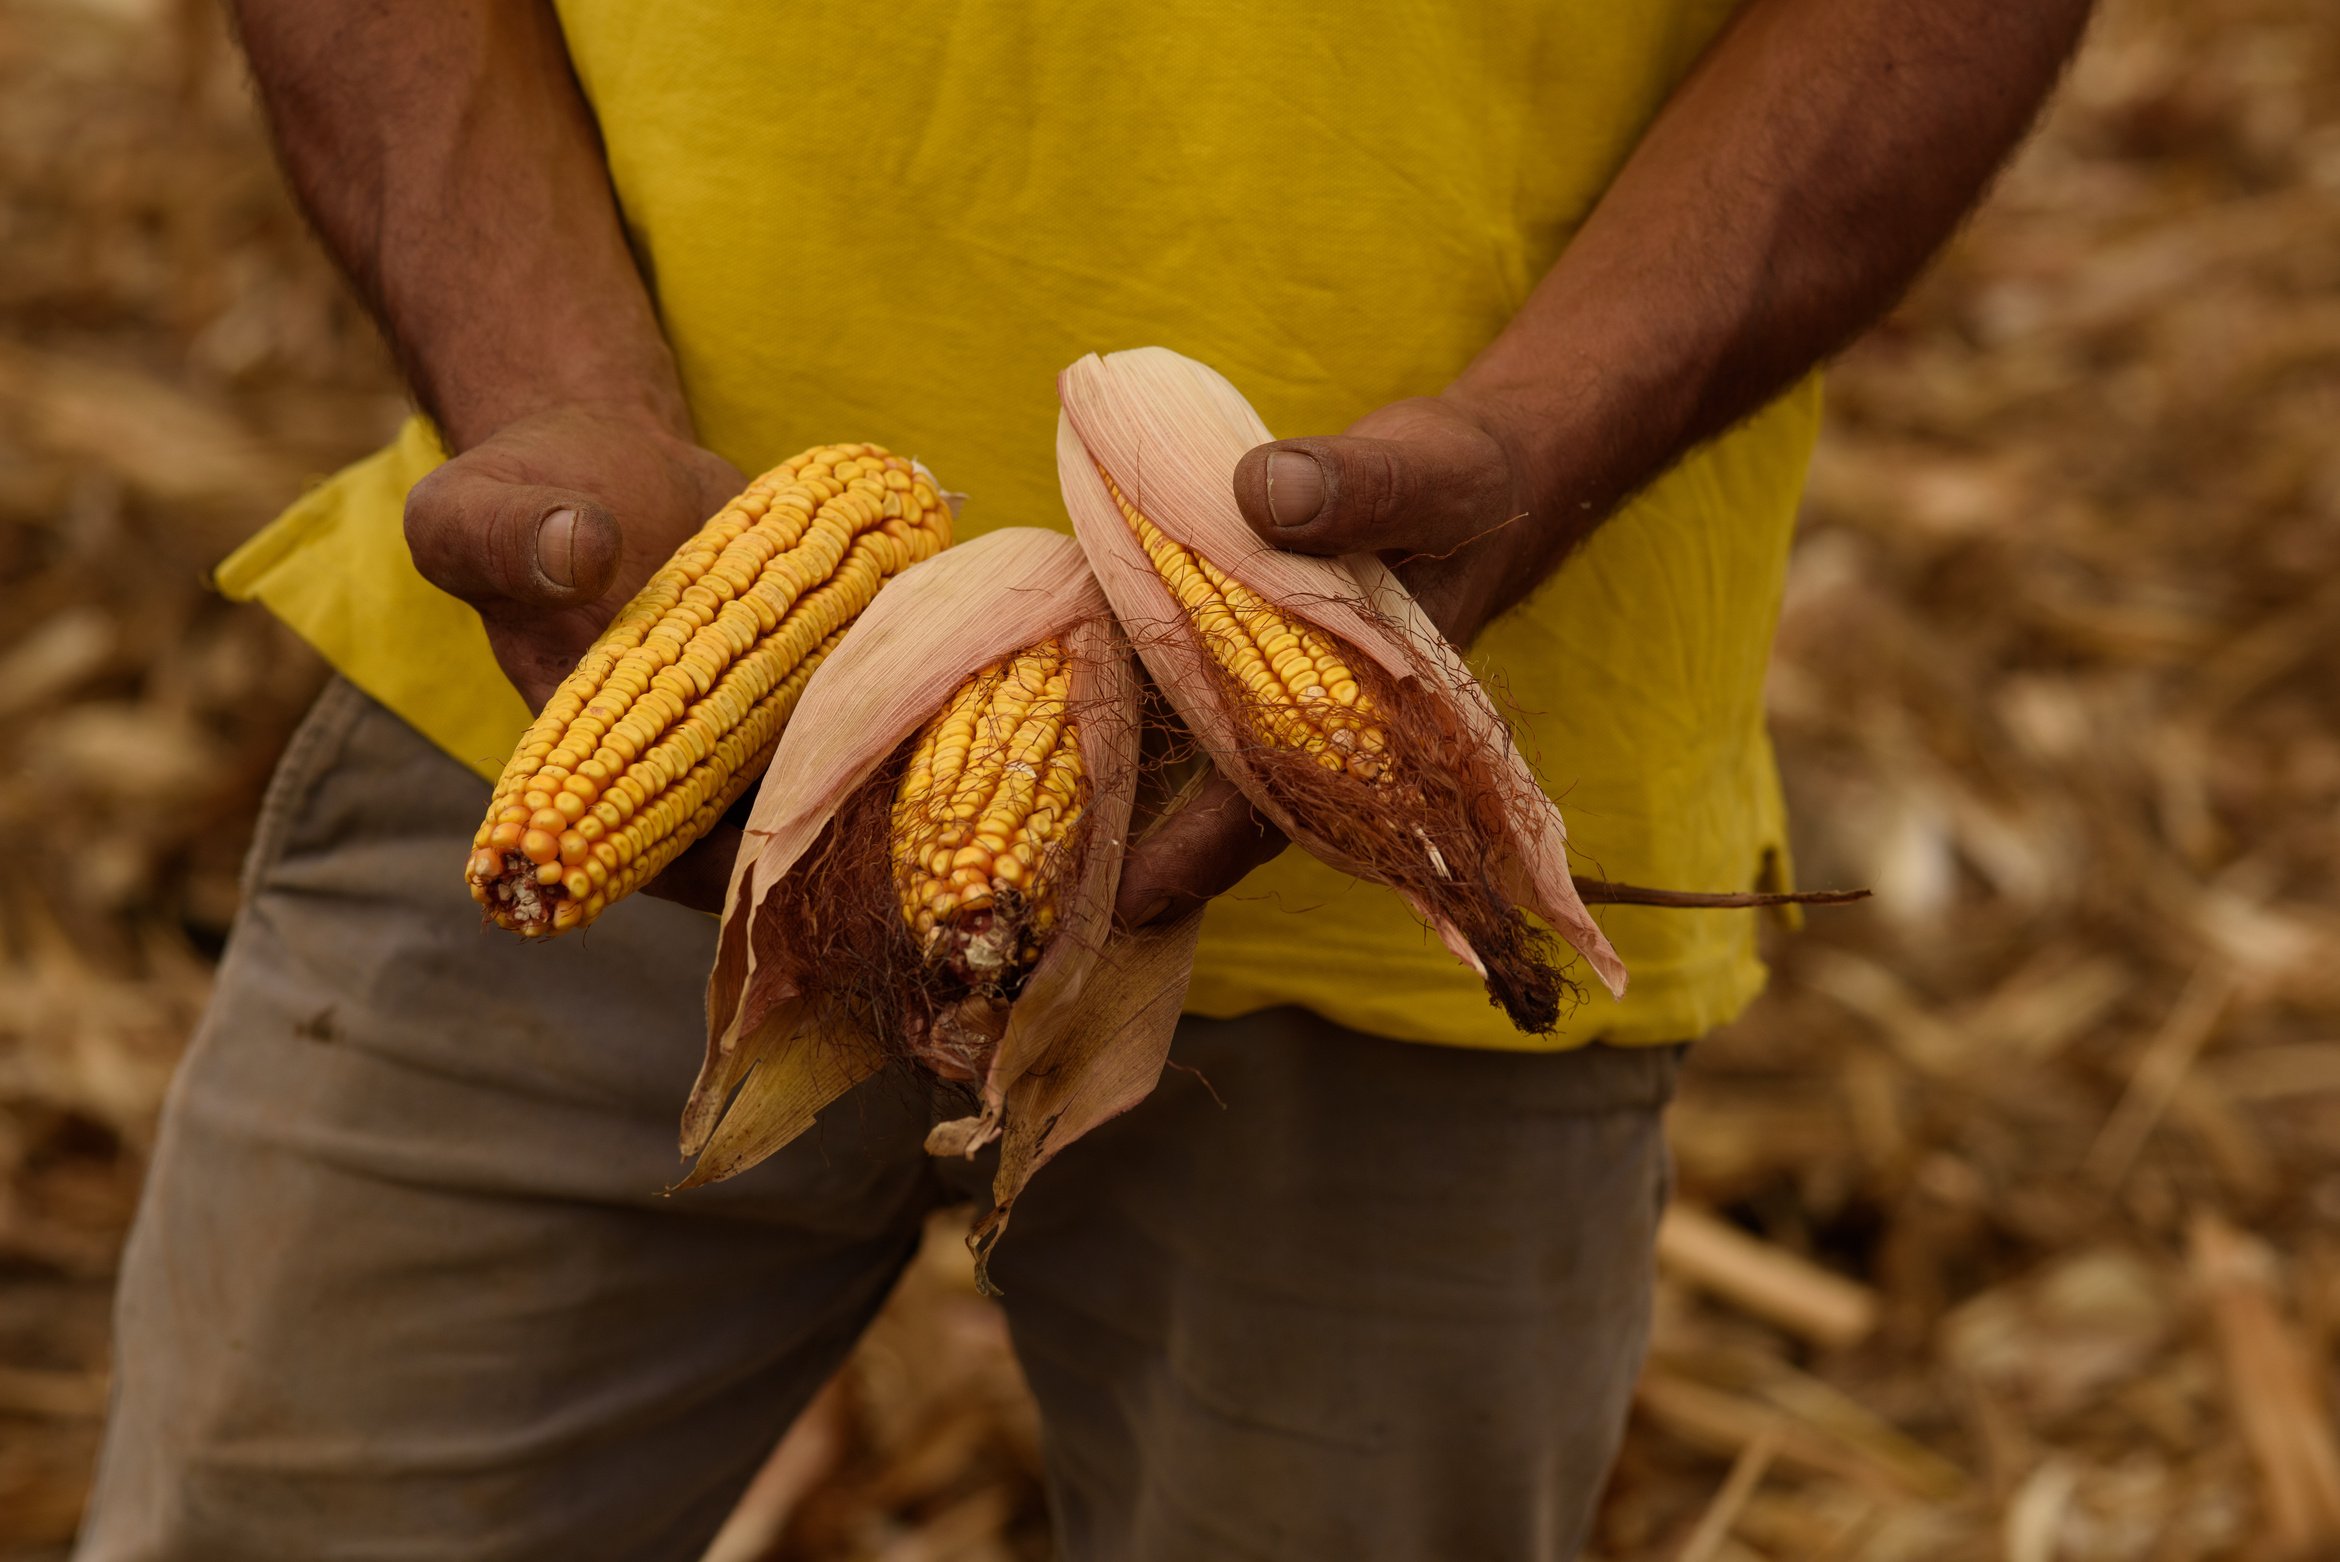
left=1113, top=0, right=2094, bottom=928
left=401, top=407, right=750, bottom=917
left=1111, top=772, right=1286, bottom=932
left=404, top=407, right=744, bottom=710
left=1230, top=398, right=1525, bottom=567
left=1228, top=394, right=1556, bottom=650
left=232, top=0, right=719, bottom=709
left=233, top=0, right=747, bottom=913
left=403, top=404, right=749, bottom=916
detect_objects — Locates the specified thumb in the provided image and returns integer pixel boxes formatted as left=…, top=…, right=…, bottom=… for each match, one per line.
left=403, top=461, right=623, bottom=607
left=1231, top=421, right=1515, bottom=559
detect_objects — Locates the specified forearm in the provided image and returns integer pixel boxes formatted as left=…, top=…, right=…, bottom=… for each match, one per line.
left=1425, top=0, right=2093, bottom=631
left=233, top=0, right=741, bottom=721
left=229, top=0, right=686, bottom=451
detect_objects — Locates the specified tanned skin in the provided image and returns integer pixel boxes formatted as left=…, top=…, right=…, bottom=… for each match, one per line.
left=230, top=0, right=2092, bottom=921
left=1118, top=0, right=2096, bottom=924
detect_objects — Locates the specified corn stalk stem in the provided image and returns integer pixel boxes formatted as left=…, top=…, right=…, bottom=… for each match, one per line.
left=1571, top=880, right=1871, bottom=909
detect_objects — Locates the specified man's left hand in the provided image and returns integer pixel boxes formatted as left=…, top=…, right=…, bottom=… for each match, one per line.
left=1230, top=395, right=1532, bottom=575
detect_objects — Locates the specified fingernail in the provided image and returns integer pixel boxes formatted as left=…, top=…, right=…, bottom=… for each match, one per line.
left=1265, top=449, right=1325, bottom=528
left=1125, top=893, right=1172, bottom=927
left=536, top=509, right=579, bottom=588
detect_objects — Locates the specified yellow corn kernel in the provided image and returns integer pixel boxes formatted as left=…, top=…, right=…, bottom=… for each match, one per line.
left=468, top=444, right=952, bottom=935
left=1098, top=469, right=1385, bottom=781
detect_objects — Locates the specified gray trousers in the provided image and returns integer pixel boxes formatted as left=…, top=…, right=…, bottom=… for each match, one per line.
left=75, top=680, right=1679, bottom=1561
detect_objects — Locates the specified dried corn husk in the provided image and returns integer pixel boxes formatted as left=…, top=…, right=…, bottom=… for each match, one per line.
left=681, top=528, right=1197, bottom=1251
left=1058, top=347, right=1628, bottom=1027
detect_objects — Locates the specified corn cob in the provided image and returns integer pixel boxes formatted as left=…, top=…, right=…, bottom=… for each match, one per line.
left=1059, top=346, right=1637, bottom=1031
left=468, top=444, right=951, bottom=935
left=1099, top=470, right=1387, bottom=783
left=890, top=637, right=1086, bottom=990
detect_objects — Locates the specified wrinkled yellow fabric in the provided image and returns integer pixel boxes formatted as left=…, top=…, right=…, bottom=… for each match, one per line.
left=215, top=1, right=1817, bottom=1052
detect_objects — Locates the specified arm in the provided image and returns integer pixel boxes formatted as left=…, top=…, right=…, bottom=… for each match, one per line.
left=1116, top=0, right=2095, bottom=926
left=233, top=0, right=745, bottom=908
left=229, top=0, right=741, bottom=707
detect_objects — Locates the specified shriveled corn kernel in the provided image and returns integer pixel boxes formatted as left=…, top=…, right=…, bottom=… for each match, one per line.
left=889, top=638, right=1087, bottom=987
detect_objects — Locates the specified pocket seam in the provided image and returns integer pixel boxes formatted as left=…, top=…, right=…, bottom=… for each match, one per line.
left=237, top=678, right=370, bottom=904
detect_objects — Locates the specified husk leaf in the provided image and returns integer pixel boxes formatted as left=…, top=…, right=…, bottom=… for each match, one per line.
left=684, top=528, right=1196, bottom=1213
left=685, top=529, right=1115, bottom=1181
left=966, top=909, right=1203, bottom=1290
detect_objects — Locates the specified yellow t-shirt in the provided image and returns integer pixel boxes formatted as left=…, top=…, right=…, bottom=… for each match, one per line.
left=216, top=1, right=1817, bottom=1052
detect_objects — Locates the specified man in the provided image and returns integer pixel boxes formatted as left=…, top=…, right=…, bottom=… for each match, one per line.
left=79, top=2, right=2089, bottom=1557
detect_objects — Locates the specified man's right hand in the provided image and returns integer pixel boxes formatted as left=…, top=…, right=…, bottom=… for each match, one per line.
left=232, top=1, right=751, bottom=913
left=230, top=1, right=736, bottom=710
left=403, top=406, right=745, bottom=711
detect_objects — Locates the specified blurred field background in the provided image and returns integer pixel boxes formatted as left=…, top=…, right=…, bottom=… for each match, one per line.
left=3, top=0, right=2338, bottom=1556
